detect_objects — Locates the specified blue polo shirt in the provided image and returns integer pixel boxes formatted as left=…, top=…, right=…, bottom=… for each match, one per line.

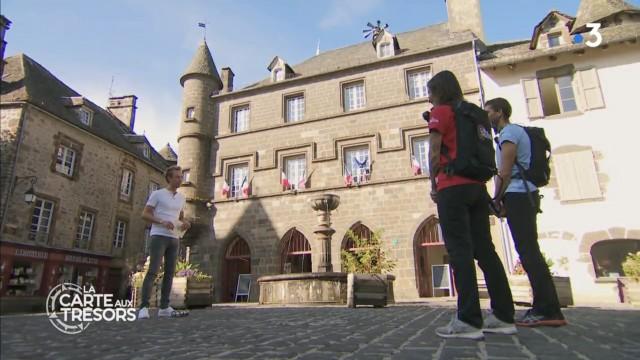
left=496, top=124, right=537, bottom=193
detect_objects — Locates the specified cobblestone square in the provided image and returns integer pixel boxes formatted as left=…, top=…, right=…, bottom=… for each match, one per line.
left=1, top=304, right=638, bottom=359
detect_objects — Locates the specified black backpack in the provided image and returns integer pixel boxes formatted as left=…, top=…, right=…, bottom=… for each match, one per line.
left=513, top=126, right=551, bottom=188
left=442, top=101, right=497, bottom=182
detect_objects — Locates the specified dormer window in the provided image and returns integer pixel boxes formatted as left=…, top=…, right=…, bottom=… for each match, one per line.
left=77, top=107, right=92, bottom=126
left=268, top=56, right=295, bottom=83
left=378, top=42, right=392, bottom=58
left=142, top=144, right=150, bottom=159
left=548, top=33, right=562, bottom=48
left=274, top=68, right=284, bottom=82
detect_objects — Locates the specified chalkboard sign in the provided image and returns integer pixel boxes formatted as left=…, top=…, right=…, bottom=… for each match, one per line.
left=235, top=274, right=252, bottom=302
left=432, top=264, right=451, bottom=296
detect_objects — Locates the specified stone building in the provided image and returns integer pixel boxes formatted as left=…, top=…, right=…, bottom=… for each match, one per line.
left=478, top=0, right=640, bottom=303
left=177, top=0, right=503, bottom=302
left=0, top=52, right=169, bottom=312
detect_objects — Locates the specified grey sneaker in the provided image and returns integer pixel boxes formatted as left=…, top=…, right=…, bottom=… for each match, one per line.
left=483, top=312, right=517, bottom=335
left=436, top=316, right=484, bottom=340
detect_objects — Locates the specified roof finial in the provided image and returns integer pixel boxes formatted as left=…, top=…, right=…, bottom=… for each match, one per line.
left=316, top=39, right=320, bottom=56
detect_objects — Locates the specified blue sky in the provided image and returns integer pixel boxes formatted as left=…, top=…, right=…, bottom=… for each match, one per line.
left=3, top=0, right=638, bottom=151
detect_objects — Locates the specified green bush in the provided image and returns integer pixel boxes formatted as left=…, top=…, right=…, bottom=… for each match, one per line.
left=340, top=230, right=396, bottom=274
left=622, top=251, right=640, bottom=279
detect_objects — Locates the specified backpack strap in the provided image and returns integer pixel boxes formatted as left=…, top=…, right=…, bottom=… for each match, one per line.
left=501, top=125, right=540, bottom=212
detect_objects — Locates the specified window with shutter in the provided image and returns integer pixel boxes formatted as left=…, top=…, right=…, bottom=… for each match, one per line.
left=553, top=149, right=602, bottom=202
left=577, top=68, right=605, bottom=110
left=521, top=78, right=544, bottom=119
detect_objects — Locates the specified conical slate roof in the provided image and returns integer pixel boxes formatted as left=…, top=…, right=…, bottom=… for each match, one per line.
left=573, top=0, right=639, bottom=33
left=158, top=143, right=178, bottom=162
left=180, top=41, right=223, bottom=89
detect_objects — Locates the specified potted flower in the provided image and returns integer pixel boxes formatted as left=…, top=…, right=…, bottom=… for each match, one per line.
left=618, top=251, right=640, bottom=305
left=171, top=260, right=214, bottom=309
left=508, top=253, right=573, bottom=307
left=341, top=230, right=396, bottom=308
left=131, top=258, right=213, bottom=309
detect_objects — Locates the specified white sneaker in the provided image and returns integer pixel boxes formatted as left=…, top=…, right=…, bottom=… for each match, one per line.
left=137, top=307, right=149, bottom=320
left=158, top=306, right=175, bottom=318
left=483, top=312, right=517, bottom=335
left=436, top=316, right=484, bottom=340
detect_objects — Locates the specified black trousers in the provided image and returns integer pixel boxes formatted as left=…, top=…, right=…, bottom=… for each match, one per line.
left=437, top=183, right=515, bottom=328
left=504, top=191, right=562, bottom=317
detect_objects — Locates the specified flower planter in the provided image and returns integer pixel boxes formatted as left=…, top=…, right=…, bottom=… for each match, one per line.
left=617, top=277, right=640, bottom=305
left=132, top=283, right=159, bottom=308
left=347, top=273, right=395, bottom=308
left=169, top=277, right=214, bottom=309
left=508, top=275, right=573, bottom=307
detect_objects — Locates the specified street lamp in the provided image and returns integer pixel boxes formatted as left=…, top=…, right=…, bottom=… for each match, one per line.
left=15, top=176, right=38, bottom=204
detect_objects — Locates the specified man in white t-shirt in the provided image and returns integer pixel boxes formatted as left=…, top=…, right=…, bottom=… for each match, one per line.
left=137, top=165, right=190, bottom=319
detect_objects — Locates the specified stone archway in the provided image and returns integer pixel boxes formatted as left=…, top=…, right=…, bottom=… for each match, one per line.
left=413, top=216, right=449, bottom=297
left=340, top=222, right=373, bottom=272
left=222, top=236, right=251, bottom=302
left=590, top=239, right=640, bottom=278
left=280, top=228, right=312, bottom=274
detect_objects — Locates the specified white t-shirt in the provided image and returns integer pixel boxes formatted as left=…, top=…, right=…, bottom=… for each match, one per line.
left=146, top=188, right=186, bottom=238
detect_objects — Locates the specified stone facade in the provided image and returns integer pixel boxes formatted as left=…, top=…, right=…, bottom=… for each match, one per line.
left=177, top=3, right=504, bottom=302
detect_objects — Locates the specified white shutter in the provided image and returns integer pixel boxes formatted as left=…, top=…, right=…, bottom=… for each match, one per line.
left=553, top=153, right=581, bottom=201
left=573, top=150, right=602, bottom=199
left=577, top=68, right=605, bottom=110
left=521, top=78, right=544, bottom=119
left=554, top=150, right=601, bottom=201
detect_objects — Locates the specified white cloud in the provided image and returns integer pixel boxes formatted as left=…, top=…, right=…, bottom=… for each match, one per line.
left=319, top=0, right=384, bottom=29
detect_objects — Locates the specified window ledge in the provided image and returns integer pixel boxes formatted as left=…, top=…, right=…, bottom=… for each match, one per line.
left=595, top=277, right=619, bottom=284
left=540, top=110, right=584, bottom=121
left=184, top=118, right=197, bottom=123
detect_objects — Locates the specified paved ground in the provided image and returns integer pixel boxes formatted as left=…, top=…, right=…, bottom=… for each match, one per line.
left=1, top=303, right=639, bottom=360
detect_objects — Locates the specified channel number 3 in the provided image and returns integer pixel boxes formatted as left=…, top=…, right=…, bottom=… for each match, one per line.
left=586, top=23, right=603, bottom=48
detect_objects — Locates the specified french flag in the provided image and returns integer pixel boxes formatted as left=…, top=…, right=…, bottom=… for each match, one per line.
left=221, top=181, right=230, bottom=198
left=281, top=171, right=290, bottom=190
left=344, top=168, right=353, bottom=187
left=241, top=176, right=250, bottom=198
left=298, top=171, right=306, bottom=190
left=411, top=156, right=422, bottom=175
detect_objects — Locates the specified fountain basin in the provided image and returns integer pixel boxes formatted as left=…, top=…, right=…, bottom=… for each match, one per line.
left=258, top=272, right=348, bottom=305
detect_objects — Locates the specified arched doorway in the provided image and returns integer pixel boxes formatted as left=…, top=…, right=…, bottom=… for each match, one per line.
left=222, top=237, right=251, bottom=302
left=414, top=216, right=450, bottom=297
left=590, top=239, right=640, bottom=278
left=281, top=228, right=312, bottom=273
left=341, top=222, right=374, bottom=272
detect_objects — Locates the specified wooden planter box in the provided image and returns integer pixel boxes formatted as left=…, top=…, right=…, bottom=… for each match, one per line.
left=509, top=275, right=573, bottom=307
left=347, top=273, right=395, bottom=308
left=169, top=277, right=213, bottom=309
left=617, top=277, right=640, bottom=305
left=132, top=283, right=158, bottom=309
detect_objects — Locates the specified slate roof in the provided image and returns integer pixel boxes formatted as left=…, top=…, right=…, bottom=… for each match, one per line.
left=1, top=53, right=169, bottom=171
left=180, top=41, right=223, bottom=89
left=573, top=0, right=640, bottom=33
left=479, top=22, right=640, bottom=68
left=241, top=23, right=476, bottom=91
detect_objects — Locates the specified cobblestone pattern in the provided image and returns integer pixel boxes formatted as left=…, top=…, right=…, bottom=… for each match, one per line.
left=1, top=305, right=639, bottom=360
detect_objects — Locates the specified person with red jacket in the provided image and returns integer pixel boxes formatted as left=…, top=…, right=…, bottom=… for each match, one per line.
left=427, top=71, right=515, bottom=340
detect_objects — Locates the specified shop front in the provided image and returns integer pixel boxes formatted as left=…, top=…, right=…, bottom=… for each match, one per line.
left=0, top=242, right=111, bottom=314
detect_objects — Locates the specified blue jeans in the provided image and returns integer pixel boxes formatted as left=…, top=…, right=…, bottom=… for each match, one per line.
left=140, top=235, right=179, bottom=309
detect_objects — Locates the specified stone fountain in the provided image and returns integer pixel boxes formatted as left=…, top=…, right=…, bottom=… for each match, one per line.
left=257, top=193, right=349, bottom=304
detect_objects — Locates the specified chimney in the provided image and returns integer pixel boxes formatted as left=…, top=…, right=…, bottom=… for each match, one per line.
left=445, top=0, right=485, bottom=41
left=0, top=15, right=12, bottom=79
left=221, top=67, right=234, bottom=93
left=107, top=95, right=138, bottom=131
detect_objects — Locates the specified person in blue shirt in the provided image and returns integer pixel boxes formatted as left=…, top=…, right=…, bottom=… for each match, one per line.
left=485, top=97, right=567, bottom=327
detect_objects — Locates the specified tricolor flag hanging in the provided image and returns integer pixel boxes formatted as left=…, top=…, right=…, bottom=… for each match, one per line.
left=221, top=181, right=230, bottom=198
left=344, top=168, right=353, bottom=187
left=298, top=170, right=307, bottom=190
left=353, top=155, right=369, bottom=183
left=241, top=176, right=250, bottom=198
left=411, top=155, right=422, bottom=176
left=281, top=171, right=290, bottom=190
